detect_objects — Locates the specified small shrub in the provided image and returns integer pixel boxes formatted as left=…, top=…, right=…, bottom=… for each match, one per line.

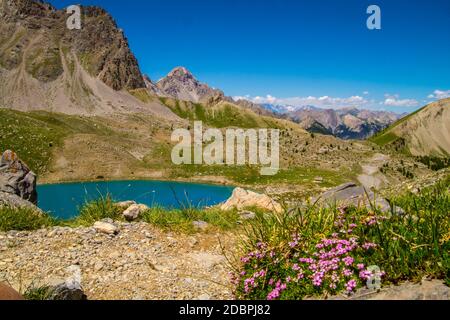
left=69, top=194, right=122, bottom=226
left=23, top=286, right=53, bottom=301
left=141, top=206, right=239, bottom=233
left=0, top=206, right=55, bottom=232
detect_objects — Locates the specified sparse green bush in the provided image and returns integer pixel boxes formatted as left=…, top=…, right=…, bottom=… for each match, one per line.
left=141, top=206, right=240, bottom=233
left=0, top=206, right=55, bottom=232
left=69, top=194, right=122, bottom=227
left=23, top=286, right=53, bottom=301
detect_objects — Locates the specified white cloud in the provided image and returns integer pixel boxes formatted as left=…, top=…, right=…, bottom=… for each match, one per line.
left=428, top=90, right=450, bottom=100
left=383, top=95, right=419, bottom=107
left=234, top=94, right=369, bottom=109
left=382, top=94, right=419, bottom=107
left=363, top=91, right=370, bottom=95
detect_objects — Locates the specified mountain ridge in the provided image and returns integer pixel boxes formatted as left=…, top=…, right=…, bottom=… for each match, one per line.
left=0, top=0, right=181, bottom=118
left=257, top=103, right=404, bottom=140
left=371, top=98, right=450, bottom=157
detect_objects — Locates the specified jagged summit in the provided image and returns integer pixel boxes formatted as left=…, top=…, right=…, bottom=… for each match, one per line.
left=156, top=66, right=224, bottom=103
left=167, top=66, right=193, bottom=78
left=0, top=0, right=146, bottom=91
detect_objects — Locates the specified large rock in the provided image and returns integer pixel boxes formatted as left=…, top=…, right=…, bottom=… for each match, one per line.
left=116, top=200, right=137, bottom=210
left=156, top=67, right=225, bottom=103
left=122, top=203, right=148, bottom=221
left=220, top=188, right=283, bottom=213
left=93, top=221, right=119, bottom=235
left=48, top=280, right=87, bottom=301
left=0, top=150, right=37, bottom=205
left=45, top=266, right=87, bottom=300
left=313, top=182, right=402, bottom=214
left=0, top=191, right=41, bottom=211
left=317, top=280, right=449, bottom=301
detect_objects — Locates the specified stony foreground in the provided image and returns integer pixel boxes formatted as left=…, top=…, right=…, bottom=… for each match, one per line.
left=1, top=221, right=449, bottom=300
left=0, top=222, right=236, bottom=300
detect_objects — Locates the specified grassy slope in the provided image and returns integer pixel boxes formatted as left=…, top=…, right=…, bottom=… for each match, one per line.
left=370, top=104, right=429, bottom=147
left=0, top=109, right=112, bottom=174
left=159, top=97, right=283, bottom=129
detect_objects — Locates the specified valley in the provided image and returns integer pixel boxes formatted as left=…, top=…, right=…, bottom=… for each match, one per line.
left=1, top=106, right=430, bottom=201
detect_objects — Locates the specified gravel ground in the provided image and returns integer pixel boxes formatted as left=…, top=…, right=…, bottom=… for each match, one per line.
left=0, top=222, right=237, bottom=300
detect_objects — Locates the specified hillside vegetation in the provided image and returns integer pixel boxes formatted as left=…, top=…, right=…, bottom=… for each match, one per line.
left=159, top=98, right=284, bottom=129
left=371, top=99, right=450, bottom=157
left=0, top=109, right=112, bottom=173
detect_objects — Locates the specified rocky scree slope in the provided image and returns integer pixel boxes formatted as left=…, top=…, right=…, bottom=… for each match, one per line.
left=0, top=0, right=175, bottom=117
left=372, top=98, right=450, bottom=157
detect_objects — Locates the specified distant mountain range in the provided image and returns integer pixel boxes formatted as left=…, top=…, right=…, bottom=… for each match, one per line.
left=148, top=68, right=405, bottom=140
left=257, top=104, right=406, bottom=140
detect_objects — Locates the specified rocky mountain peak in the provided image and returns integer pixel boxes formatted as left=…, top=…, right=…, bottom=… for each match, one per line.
left=282, top=105, right=403, bottom=140
left=156, top=66, right=224, bottom=103
left=167, top=66, right=194, bottom=79
left=0, top=0, right=146, bottom=92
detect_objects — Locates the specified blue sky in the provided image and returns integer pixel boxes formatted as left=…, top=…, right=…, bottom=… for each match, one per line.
left=50, top=0, right=450, bottom=112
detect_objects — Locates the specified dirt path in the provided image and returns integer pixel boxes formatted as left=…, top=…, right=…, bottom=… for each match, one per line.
left=357, top=153, right=390, bottom=190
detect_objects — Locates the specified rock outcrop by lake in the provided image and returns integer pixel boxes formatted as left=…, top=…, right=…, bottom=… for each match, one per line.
left=220, top=188, right=283, bottom=213
left=0, top=150, right=38, bottom=210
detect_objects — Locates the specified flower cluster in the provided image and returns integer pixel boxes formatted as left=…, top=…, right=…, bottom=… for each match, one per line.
left=234, top=206, right=386, bottom=300
left=267, top=281, right=287, bottom=300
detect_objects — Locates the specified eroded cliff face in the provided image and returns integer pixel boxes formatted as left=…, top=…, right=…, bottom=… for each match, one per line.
left=0, top=0, right=145, bottom=89
left=0, top=0, right=180, bottom=115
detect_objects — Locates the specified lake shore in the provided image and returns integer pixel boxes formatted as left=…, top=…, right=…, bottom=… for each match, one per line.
left=37, top=180, right=235, bottom=220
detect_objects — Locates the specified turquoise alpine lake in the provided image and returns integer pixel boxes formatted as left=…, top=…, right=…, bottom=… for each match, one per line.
left=37, top=180, right=234, bottom=220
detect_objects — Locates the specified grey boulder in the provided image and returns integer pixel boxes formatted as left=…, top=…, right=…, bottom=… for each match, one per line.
left=314, top=182, right=403, bottom=214
left=0, top=150, right=37, bottom=205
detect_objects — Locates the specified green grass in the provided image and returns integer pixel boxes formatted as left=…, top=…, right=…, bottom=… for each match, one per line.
left=370, top=103, right=430, bottom=147
left=0, top=194, right=241, bottom=233
left=0, top=109, right=113, bottom=174
left=232, top=176, right=450, bottom=300
left=67, top=194, right=123, bottom=227
left=0, top=206, right=56, bottom=232
left=142, top=139, right=351, bottom=188
left=129, top=88, right=155, bottom=103
left=170, top=164, right=351, bottom=188
left=159, top=98, right=279, bottom=129
left=370, top=132, right=400, bottom=146
left=64, top=194, right=241, bottom=233
left=22, top=286, right=54, bottom=301
left=141, top=206, right=240, bottom=233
